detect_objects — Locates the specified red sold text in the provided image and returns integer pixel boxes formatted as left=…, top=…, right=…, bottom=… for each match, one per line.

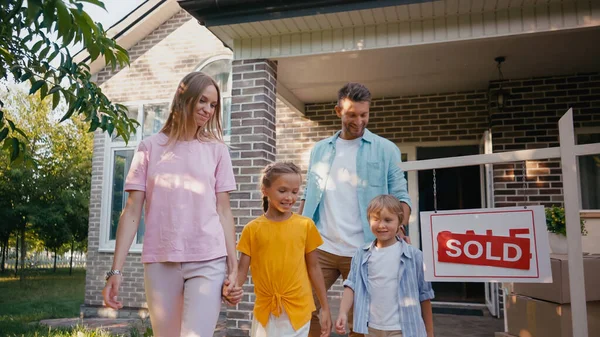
left=436, top=229, right=531, bottom=270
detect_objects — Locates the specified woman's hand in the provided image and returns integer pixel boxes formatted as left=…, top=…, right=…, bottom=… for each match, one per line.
left=222, top=277, right=243, bottom=306
left=102, top=275, right=124, bottom=310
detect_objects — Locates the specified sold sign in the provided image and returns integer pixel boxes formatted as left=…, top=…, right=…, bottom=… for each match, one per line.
left=437, top=229, right=531, bottom=270
left=420, top=207, right=552, bottom=283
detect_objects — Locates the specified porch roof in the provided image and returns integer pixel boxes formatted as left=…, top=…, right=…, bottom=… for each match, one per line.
left=176, top=0, right=424, bottom=28
left=177, top=0, right=600, bottom=107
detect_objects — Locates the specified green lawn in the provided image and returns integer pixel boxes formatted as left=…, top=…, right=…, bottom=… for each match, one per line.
left=0, top=268, right=114, bottom=337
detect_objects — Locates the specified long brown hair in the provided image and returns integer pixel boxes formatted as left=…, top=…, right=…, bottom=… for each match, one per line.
left=160, top=72, right=223, bottom=144
left=260, top=162, right=302, bottom=213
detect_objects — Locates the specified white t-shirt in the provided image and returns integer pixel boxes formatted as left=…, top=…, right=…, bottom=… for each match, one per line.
left=368, top=241, right=402, bottom=331
left=318, top=137, right=364, bottom=257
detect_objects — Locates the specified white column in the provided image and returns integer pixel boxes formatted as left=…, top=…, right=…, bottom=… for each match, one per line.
left=558, top=108, right=588, bottom=337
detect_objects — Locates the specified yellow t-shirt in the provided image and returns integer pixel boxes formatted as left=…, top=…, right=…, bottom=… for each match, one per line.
left=237, top=213, right=323, bottom=330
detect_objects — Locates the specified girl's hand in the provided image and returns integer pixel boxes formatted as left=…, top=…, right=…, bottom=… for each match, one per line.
left=222, top=278, right=243, bottom=306
left=320, top=308, right=332, bottom=337
left=335, top=313, right=347, bottom=335
left=102, top=275, right=123, bottom=310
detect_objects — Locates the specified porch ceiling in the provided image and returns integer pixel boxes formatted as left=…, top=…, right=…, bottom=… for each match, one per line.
left=276, top=27, right=600, bottom=103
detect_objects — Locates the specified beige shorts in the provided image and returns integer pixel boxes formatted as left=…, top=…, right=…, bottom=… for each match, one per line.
left=367, top=327, right=403, bottom=337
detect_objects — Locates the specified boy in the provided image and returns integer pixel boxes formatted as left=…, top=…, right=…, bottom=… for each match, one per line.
left=335, top=195, right=434, bottom=337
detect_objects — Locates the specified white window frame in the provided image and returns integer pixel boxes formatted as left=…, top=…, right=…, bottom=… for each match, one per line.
left=99, top=99, right=169, bottom=253
left=196, top=54, right=233, bottom=143
left=576, top=127, right=600, bottom=212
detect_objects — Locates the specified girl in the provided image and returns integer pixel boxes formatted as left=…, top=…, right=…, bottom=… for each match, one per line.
left=235, top=162, right=332, bottom=337
left=335, top=195, right=434, bottom=337
left=102, top=72, right=242, bottom=337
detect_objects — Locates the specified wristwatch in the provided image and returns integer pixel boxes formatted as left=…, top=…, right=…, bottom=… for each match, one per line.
left=105, top=269, right=122, bottom=281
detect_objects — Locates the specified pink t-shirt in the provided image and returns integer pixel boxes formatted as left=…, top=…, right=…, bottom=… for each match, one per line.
left=124, top=133, right=236, bottom=263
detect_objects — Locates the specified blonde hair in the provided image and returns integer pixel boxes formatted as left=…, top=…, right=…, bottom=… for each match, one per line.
left=260, top=162, right=302, bottom=213
left=367, top=195, right=405, bottom=228
left=160, top=72, right=223, bottom=144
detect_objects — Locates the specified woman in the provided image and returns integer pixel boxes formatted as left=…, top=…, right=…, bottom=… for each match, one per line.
left=102, top=72, right=242, bottom=336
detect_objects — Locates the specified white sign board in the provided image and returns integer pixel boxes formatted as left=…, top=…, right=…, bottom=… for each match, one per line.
left=420, top=206, right=552, bottom=283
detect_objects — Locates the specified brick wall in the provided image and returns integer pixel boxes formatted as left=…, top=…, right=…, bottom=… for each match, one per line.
left=277, top=90, right=490, bottom=298
left=490, top=73, right=600, bottom=208
left=227, top=59, right=278, bottom=336
left=96, top=9, right=232, bottom=100
left=84, top=9, right=231, bottom=311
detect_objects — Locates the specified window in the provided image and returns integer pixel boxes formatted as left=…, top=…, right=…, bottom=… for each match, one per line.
left=197, top=56, right=233, bottom=137
left=577, top=131, right=600, bottom=210
left=100, top=55, right=233, bottom=252
left=100, top=101, right=169, bottom=252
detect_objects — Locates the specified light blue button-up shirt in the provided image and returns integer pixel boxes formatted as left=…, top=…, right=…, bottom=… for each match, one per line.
left=301, top=128, right=412, bottom=243
left=343, top=239, right=435, bottom=336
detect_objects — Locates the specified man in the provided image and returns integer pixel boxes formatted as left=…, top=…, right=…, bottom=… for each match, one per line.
left=299, top=82, right=412, bottom=337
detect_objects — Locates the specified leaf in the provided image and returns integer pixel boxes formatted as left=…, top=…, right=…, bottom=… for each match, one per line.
left=107, top=122, right=114, bottom=136
left=87, top=43, right=100, bottom=61
left=10, top=137, right=19, bottom=161
left=26, top=3, right=41, bottom=25
left=42, top=2, right=55, bottom=28
left=48, top=85, right=61, bottom=95
left=7, top=119, right=16, bottom=131
left=0, top=47, right=14, bottom=63
left=0, top=128, right=8, bottom=143
left=59, top=106, right=73, bottom=123
left=52, top=91, right=60, bottom=110
left=13, top=127, right=28, bottom=140
left=30, top=80, right=45, bottom=95
left=56, top=1, right=71, bottom=40
left=20, top=72, right=33, bottom=82
left=38, top=46, right=51, bottom=60
left=78, top=0, right=107, bottom=10
left=40, top=82, right=48, bottom=99
left=31, top=40, right=44, bottom=53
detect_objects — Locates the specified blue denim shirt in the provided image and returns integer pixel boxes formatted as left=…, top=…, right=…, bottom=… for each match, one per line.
left=343, top=239, right=435, bottom=336
left=301, top=128, right=412, bottom=243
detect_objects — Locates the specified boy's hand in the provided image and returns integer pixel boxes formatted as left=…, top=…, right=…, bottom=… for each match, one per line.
left=335, top=313, right=347, bottom=335
left=320, top=308, right=332, bottom=337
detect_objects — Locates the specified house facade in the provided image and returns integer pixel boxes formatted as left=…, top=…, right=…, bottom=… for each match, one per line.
left=83, top=0, right=600, bottom=336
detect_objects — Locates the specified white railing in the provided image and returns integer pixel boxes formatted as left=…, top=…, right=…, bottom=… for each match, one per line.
left=2, top=251, right=87, bottom=270
left=398, top=109, right=599, bottom=337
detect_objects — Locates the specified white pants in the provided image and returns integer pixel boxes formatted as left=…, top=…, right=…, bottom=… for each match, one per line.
left=144, top=257, right=226, bottom=337
left=251, top=311, right=310, bottom=337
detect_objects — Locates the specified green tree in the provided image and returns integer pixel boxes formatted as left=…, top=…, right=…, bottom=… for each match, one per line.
left=0, top=0, right=137, bottom=161
left=0, top=81, right=91, bottom=277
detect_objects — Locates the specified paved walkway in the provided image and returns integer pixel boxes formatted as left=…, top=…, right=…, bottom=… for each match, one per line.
left=41, top=312, right=503, bottom=337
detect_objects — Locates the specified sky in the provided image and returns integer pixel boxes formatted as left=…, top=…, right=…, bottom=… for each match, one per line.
left=85, top=0, right=147, bottom=29
left=68, top=0, right=146, bottom=56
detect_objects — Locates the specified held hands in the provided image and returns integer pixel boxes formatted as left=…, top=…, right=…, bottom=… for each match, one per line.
left=102, top=275, right=123, bottom=310
left=335, top=312, right=348, bottom=335
left=222, top=272, right=243, bottom=306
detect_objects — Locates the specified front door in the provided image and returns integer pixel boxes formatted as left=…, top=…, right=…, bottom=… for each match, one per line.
left=417, top=145, right=485, bottom=303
